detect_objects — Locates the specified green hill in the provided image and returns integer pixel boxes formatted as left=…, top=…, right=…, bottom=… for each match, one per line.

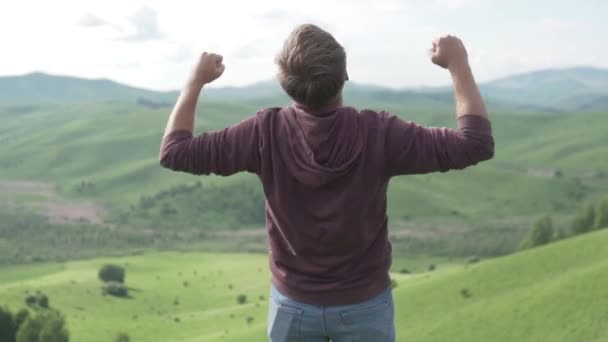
left=1, top=98, right=607, bottom=258
left=1, top=70, right=608, bottom=259
left=0, top=229, right=606, bottom=341
left=481, top=67, right=608, bottom=112
left=0, top=72, right=176, bottom=104
left=393, top=228, right=608, bottom=341
left=3, top=67, right=608, bottom=111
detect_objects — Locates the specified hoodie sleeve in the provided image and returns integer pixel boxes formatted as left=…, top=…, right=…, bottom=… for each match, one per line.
left=384, top=113, right=494, bottom=177
left=159, top=116, right=260, bottom=176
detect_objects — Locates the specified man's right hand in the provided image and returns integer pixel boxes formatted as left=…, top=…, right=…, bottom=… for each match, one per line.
left=188, top=52, right=226, bottom=89
left=430, top=35, right=469, bottom=71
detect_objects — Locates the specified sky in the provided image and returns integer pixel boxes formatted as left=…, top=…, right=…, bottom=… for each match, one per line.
left=0, top=0, right=606, bottom=90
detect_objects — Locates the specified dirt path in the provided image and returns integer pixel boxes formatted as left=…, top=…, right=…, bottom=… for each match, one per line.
left=0, top=180, right=55, bottom=198
left=0, top=180, right=106, bottom=225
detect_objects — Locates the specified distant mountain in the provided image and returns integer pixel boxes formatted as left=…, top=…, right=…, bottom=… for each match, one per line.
left=0, top=72, right=176, bottom=104
left=1, top=67, right=607, bottom=112
left=480, top=67, right=608, bottom=112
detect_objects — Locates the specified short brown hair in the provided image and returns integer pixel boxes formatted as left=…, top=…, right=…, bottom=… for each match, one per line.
left=276, top=24, right=347, bottom=110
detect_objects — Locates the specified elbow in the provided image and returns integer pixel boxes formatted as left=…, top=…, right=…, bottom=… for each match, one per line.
left=471, top=138, right=495, bottom=163
left=159, top=154, right=171, bottom=169
left=159, top=148, right=176, bottom=170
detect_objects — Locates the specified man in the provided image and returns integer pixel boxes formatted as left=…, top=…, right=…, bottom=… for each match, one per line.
left=160, top=24, right=494, bottom=342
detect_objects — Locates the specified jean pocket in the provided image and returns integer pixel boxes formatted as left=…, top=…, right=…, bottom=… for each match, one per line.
left=268, top=299, right=304, bottom=342
left=338, top=301, right=394, bottom=341
left=339, top=301, right=389, bottom=323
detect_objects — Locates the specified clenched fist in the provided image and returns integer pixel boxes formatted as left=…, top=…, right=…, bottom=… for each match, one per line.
left=190, top=52, right=225, bottom=87
left=430, top=35, right=468, bottom=70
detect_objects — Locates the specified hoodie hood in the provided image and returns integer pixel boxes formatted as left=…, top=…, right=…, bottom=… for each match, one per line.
left=279, top=105, right=364, bottom=188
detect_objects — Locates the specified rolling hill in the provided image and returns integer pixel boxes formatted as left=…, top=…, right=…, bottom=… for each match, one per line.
left=0, top=68, right=607, bottom=260
left=479, top=67, right=608, bottom=112
left=2, top=66, right=607, bottom=111
left=0, top=72, right=175, bottom=104
left=0, top=228, right=606, bottom=341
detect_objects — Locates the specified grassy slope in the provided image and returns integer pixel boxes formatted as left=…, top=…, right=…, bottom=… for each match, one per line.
left=1, top=229, right=607, bottom=341
left=394, top=228, right=608, bottom=341
left=1, top=100, right=607, bottom=223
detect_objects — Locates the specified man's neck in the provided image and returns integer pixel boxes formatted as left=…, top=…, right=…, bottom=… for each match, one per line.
left=294, top=95, right=343, bottom=117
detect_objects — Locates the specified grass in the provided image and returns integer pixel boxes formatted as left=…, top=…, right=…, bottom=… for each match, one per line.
left=2, top=100, right=607, bottom=259
left=1, top=229, right=608, bottom=341
left=393, top=228, right=608, bottom=341
left=1, top=101, right=607, bottom=219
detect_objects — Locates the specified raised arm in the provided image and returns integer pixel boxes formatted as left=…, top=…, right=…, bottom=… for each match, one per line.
left=162, top=52, right=225, bottom=137
left=386, top=35, right=494, bottom=176
left=159, top=53, right=260, bottom=175
left=432, top=35, right=488, bottom=120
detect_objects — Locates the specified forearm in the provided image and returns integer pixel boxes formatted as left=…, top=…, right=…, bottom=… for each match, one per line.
left=449, top=63, right=488, bottom=119
left=163, top=82, right=203, bottom=137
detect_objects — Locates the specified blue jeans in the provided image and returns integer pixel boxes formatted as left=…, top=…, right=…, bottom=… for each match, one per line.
left=267, top=285, right=395, bottom=342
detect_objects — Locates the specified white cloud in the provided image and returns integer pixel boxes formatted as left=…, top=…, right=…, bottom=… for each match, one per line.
left=431, top=0, right=485, bottom=9
left=79, top=13, right=107, bottom=27
left=0, top=0, right=606, bottom=90
left=534, top=18, right=579, bottom=33
left=119, top=6, right=164, bottom=41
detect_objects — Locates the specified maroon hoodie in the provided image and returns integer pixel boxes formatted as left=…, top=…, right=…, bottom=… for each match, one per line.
left=160, top=105, right=494, bottom=305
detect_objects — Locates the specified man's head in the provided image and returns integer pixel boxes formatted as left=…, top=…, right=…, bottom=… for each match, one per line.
left=276, top=24, right=347, bottom=111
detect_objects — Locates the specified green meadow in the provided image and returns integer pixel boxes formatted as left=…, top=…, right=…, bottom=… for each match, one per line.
left=1, top=229, right=607, bottom=341
left=1, top=70, right=608, bottom=341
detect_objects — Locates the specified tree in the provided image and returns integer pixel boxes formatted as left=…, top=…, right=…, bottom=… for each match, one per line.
left=0, top=306, right=16, bottom=342
left=15, top=309, right=30, bottom=331
left=25, top=296, right=38, bottom=308
left=236, top=294, right=247, bottom=305
left=98, top=264, right=125, bottom=284
left=594, top=197, right=608, bottom=230
left=16, top=313, right=43, bottom=342
left=571, top=204, right=596, bottom=235
left=38, top=311, right=69, bottom=342
left=16, top=309, right=68, bottom=342
left=519, top=216, right=554, bottom=250
left=25, top=294, right=50, bottom=310
left=102, top=282, right=129, bottom=298
left=115, top=333, right=130, bottom=342
left=37, top=295, right=49, bottom=309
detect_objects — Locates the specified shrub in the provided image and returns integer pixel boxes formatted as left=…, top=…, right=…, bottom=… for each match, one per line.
left=115, top=333, right=130, bottom=342
left=390, top=278, right=398, bottom=289
left=0, top=306, right=16, bottom=342
left=236, top=294, right=247, bottom=305
left=102, top=282, right=129, bottom=298
left=595, top=197, right=608, bottom=229
left=467, top=257, right=480, bottom=264
left=37, top=295, right=49, bottom=309
left=571, top=204, right=596, bottom=235
left=399, top=268, right=410, bottom=274
left=460, top=288, right=472, bottom=299
left=98, top=264, right=125, bottom=284
left=16, top=309, right=68, bottom=342
left=246, top=316, right=254, bottom=324
left=519, top=216, right=554, bottom=250
left=15, top=309, right=29, bottom=330
left=24, top=294, right=49, bottom=309
left=428, top=264, right=436, bottom=272
left=25, top=295, right=38, bottom=308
